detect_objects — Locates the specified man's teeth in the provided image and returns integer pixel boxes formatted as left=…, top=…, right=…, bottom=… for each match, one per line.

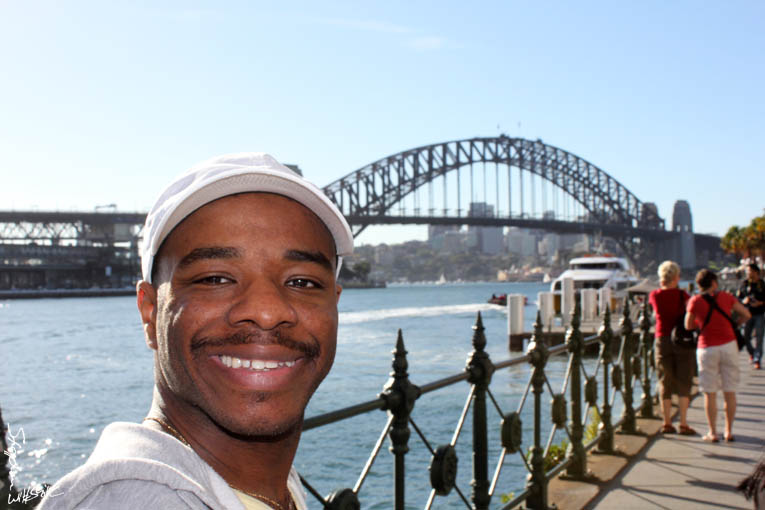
left=219, top=355, right=295, bottom=370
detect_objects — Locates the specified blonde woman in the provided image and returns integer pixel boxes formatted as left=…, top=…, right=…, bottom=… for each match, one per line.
left=649, top=261, right=696, bottom=434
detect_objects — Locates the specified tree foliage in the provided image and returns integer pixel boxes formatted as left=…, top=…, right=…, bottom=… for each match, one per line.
left=721, top=211, right=765, bottom=257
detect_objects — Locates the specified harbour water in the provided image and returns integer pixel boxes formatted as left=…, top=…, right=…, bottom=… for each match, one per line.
left=1, top=282, right=605, bottom=508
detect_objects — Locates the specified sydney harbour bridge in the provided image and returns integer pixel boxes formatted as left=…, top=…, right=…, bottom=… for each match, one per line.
left=0, top=136, right=722, bottom=290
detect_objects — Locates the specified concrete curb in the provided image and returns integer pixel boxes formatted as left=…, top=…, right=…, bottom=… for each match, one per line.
left=546, top=406, right=666, bottom=510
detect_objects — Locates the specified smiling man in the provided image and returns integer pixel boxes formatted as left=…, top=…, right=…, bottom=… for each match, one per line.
left=39, top=153, right=353, bottom=510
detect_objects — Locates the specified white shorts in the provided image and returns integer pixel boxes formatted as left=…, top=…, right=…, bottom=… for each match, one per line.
left=696, top=341, right=740, bottom=393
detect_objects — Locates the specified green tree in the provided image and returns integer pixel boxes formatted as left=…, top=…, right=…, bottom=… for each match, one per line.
left=351, top=261, right=371, bottom=281
left=722, top=212, right=765, bottom=258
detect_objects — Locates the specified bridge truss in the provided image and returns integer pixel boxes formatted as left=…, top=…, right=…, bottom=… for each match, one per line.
left=324, top=136, right=668, bottom=267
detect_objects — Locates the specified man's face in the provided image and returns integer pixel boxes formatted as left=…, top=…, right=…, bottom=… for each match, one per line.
left=748, top=267, right=760, bottom=282
left=143, top=193, right=341, bottom=437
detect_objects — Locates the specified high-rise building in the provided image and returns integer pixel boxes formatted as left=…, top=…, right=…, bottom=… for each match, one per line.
left=467, top=202, right=503, bottom=254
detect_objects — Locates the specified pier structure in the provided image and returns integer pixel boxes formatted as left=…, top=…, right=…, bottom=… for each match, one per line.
left=0, top=210, right=144, bottom=291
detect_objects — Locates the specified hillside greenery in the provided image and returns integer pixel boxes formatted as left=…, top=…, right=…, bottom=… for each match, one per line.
left=346, top=241, right=530, bottom=283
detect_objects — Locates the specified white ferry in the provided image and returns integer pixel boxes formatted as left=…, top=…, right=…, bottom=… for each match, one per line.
left=550, top=255, right=639, bottom=312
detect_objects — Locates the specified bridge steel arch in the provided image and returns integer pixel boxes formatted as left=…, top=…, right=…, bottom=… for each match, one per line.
left=323, top=135, right=666, bottom=267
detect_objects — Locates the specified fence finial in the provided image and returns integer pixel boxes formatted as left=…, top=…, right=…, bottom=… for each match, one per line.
left=380, top=329, right=420, bottom=510
left=597, top=305, right=615, bottom=453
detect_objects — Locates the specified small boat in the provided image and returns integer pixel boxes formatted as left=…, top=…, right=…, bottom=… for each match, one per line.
left=488, top=294, right=528, bottom=306
left=488, top=293, right=507, bottom=306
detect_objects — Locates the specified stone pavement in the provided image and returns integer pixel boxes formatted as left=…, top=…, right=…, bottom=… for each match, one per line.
left=586, top=352, right=765, bottom=510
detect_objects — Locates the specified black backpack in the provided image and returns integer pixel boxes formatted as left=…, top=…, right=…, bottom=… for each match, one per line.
left=671, top=290, right=700, bottom=348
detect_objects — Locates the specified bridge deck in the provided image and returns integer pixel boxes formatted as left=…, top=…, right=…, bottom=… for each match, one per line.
left=588, top=351, right=764, bottom=509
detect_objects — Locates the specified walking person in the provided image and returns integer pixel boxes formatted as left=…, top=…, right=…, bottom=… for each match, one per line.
left=738, top=263, right=765, bottom=369
left=648, top=260, right=696, bottom=435
left=685, top=269, right=750, bottom=443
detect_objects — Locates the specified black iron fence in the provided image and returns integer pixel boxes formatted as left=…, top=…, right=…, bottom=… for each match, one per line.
left=299, top=299, right=657, bottom=510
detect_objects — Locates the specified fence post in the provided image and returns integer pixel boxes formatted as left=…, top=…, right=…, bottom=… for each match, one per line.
left=466, top=312, right=494, bottom=510
left=639, top=299, right=656, bottom=418
left=525, top=312, right=552, bottom=510
left=596, top=307, right=615, bottom=453
left=619, top=300, right=638, bottom=434
left=565, top=301, right=587, bottom=478
left=380, top=330, right=420, bottom=510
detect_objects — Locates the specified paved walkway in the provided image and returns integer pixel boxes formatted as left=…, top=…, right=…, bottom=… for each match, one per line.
left=588, top=352, right=765, bottom=510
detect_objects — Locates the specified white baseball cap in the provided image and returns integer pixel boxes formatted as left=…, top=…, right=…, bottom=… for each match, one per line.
left=141, top=152, right=354, bottom=283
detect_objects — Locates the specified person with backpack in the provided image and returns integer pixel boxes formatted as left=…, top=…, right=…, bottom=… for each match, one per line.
left=738, top=263, right=765, bottom=370
left=649, top=260, right=696, bottom=435
left=685, top=269, right=751, bottom=443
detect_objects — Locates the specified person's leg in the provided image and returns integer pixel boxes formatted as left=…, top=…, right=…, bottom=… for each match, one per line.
left=655, top=338, right=674, bottom=429
left=720, top=342, right=741, bottom=440
left=662, top=399, right=673, bottom=427
left=678, top=396, right=690, bottom=428
left=754, top=314, right=764, bottom=366
left=675, top=345, right=695, bottom=431
left=697, top=345, right=720, bottom=440
left=723, top=391, right=736, bottom=439
left=704, top=392, right=718, bottom=438
left=744, top=318, right=756, bottom=359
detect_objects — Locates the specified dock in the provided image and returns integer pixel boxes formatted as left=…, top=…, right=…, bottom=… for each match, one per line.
left=0, top=287, right=135, bottom=299
left=508, top=320, right=605, bottom=350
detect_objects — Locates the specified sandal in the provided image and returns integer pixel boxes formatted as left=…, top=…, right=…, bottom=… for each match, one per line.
left=661, top=424, right=677, bottom=434
left=724, top=435, right=735, bottom=442
left=702, top=433, right=719, bottom=443
left=678, top=425, right=697, bottom=435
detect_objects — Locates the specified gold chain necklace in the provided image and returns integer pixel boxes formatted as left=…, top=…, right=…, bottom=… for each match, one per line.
left=143, top=416, right=190, bottom=446
left=142, top=416, right=296, bottom=510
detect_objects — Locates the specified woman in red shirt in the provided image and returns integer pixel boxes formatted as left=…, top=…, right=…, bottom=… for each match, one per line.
left=685, top=269, right=750, bottom=442
left=648, top=260, right=696, bottom=435
left=649, top=261, right=695, bottom=435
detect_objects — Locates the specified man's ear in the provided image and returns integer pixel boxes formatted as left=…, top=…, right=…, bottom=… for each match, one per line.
left=137, top=280, right=158, bottom=350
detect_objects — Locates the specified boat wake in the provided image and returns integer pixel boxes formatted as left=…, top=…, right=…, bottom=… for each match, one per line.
left=340, top=303, right=498, bottom=324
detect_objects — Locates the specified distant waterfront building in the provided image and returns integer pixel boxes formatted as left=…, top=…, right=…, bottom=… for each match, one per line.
left=538, top=233, right=560, bottom=262
left=428, top=225, right=466, bottom=253
left=374, top=244, right=396, bottom=266
left=431, top=230, right=468, bottom=253
left=428, top=224, right=460, bottom=239
left=537, top=232, right=590, bottom=263
left=505, top=227, right=537, bottom=258
left=467, top=202, right=503, bottom=254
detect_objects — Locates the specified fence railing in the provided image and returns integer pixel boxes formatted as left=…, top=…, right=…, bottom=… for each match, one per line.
left=300, top=298, right=657, bottom=510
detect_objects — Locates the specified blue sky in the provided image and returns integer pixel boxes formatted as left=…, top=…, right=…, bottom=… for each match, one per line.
left=1, top=1, right=763, bottom=245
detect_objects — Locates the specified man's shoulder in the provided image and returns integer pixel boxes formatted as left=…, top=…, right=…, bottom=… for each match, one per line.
left=37, top=477, right=212, bottom=510
left=36, top=422, right=240, bottom=510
